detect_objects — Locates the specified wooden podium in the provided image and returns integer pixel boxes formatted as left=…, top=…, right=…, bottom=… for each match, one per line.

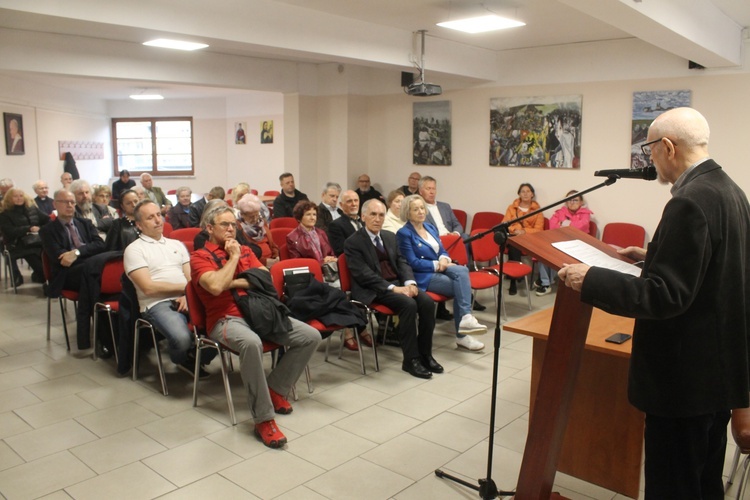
left=507, top=226, right=636, bottom=499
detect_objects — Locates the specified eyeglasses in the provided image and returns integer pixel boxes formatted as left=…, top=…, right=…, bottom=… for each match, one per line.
left=567, top=198, right=582, bottom=204
left=213, top=221, right=237, bottom=229
left=641, top=137, right=675, bottom=156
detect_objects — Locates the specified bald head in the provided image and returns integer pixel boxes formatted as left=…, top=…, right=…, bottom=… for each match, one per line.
left=340, top=189, right=360, bottom=217
left=647, top=107, right=711, bottom=184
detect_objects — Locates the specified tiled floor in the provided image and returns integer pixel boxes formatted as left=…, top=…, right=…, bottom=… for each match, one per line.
left=0, top=269, right=742, bottom=499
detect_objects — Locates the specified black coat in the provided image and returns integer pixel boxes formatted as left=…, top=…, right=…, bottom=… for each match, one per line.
left=40, top=218, right=105, bottom=297
left=581, top=160, right=750, bottom=417
left=327, top=215, right=360, bottom=256
left=0, top=204, right=49, bottom=247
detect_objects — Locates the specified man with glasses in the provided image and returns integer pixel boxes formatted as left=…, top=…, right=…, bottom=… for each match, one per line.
left=354, top=174, right=384, bottom=215
left=559, top=107, right=750, bottom=498
left=191, top=204, right=320, bottom=448
left=400, top=172, right=421, bottom=196
left=40, top=189, right=105, bottom=349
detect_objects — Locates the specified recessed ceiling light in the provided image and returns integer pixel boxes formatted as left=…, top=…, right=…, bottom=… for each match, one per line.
left=437, top=14, right=525, bottom=34
left=129, top=94, right=164, bottom=100
left=143, top=38, right=208, bottom=51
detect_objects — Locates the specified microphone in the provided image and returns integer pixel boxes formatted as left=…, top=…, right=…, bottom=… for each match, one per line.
left=594, top=166, right=657, bottom=180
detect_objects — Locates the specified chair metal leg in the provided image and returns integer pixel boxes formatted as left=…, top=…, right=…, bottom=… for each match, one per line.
left=737, top=454, right=750, bottom=499
left=58, top=297, right=71, bottom=351
left=92, top=308, right=99, bottom=361
left=46, top=296, right=52, bottom=341
left=304, top=365, right=313, bottom=393
left=106, top=310, right=119, bottom=365
left=133, top=319, right=168, bottom=396
left=524, top=275, right=532, bottom=310
left=218, top=347, right=237, bottom=425
left=149, top=325, right=168, bottom=396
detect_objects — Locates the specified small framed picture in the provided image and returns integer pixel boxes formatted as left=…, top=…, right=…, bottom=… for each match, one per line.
left=235, top=121, right=246, bottom=144
left=261, top=120, right=273, bottom=144
left=4, top=113, right=24, bottom=155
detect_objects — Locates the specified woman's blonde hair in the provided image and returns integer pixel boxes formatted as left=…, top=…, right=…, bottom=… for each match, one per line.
left=400, top=194, right=426, bottom=222
left=0, top=188, right=34, bottom=212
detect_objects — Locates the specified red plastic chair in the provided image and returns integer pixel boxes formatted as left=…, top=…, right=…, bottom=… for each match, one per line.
left=469, top=229, right=532, bottom=319
left=264, top=190, right=280, bottom=197
left=440, top=233, right=500, bottom=308
left=271, top=258, right=375, bottom=374
left=42, top=252, right=75, bottom=351
left=169, top=227, right=201, bottom=243
left=588, top=221, right=598, bottom=239
left=453, top=209, right=468, bottom=231
left=162, top=221, right=173, bottom=238
left=92, top=258, right=125, bottom=364
left=167, top=189, right=177, bottom=196
left=470, top=211, right=504, bottom=232
left=186, top=280, right=291, bottom=425
left=602, top=222, right=646, bottom=250
left=269, top=217, right=298, bottom=230
left=270, top=227, right=293, bottom=248
left=250, top=189, right=259, bottom=195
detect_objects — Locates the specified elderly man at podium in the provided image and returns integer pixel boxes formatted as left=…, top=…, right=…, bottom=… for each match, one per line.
left=559, top=107, right=750, bottom=499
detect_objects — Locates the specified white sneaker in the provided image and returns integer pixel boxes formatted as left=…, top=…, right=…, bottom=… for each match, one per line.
left=456, top=335, right=485, bottom=351
left=458, top=314, right=487, bottom=334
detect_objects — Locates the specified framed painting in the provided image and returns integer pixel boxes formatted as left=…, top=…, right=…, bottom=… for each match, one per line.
left=631, top=90, right=691, bottom=168
left=413, top=101, right=451, bottom=165
left=490, top=95, right=582, bottom=168
left=4, top=113, right=24, bottom=155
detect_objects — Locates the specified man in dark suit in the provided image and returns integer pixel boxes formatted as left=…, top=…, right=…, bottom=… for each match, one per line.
left=32, top=180, right=54, bottom=215
left=345, top=199, right=440, bottom=379
left=316, top=182, right=343, bottom=231
left=559, top=107, right=750, bottom=499
left=189, top=186, right=225, bottom=227
left=40, top=189, right=106, bottom=348
left=71, top=179, right=113, bottom=239
left=327, top=189, right=361, bottom=256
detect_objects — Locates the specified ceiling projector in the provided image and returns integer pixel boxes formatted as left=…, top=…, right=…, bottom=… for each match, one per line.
left=406, top=82, right=442, bottom=96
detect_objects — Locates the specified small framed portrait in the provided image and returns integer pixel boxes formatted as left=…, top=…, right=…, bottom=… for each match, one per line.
left=235, top=121, right=246, bottom=144
left=261, top=120, right=273, bottom=144
left=4, top=113, right=24, bottom=155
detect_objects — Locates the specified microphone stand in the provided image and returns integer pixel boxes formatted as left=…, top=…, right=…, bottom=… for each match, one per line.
left=435, top=175, right=619, bottom=499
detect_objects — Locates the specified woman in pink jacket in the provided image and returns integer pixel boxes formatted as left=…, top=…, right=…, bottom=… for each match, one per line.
left=535, top=190, right=593, bottom=295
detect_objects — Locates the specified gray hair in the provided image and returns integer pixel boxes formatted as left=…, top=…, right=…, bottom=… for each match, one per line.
left=400, top=194, right=426, bottom=222
left=200, top=199, right=230, bottom=229
left=322, top=182, right=341, bottom=194
left=133, top=199, right=157, bottom=222
left=0, top=178, right=15, bottom=189
left=417, top=175, right=436, bottom=190
left=361, top=198, right=385, bottom=215
left=53, top=188, right=73, bottom=200
left=69, top=179, right=89, bottom=194
left=32, top=180, right=46, bottom=191
left=140, top=173, right=152, bottom=181
left=176, top=186, right=192, bottom=198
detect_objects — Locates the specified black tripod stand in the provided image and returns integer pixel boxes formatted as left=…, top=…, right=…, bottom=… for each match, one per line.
left=435, top=176, right=618, bottom=499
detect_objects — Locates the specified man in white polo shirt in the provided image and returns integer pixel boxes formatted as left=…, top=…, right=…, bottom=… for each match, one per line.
left=124, top=199, right=214, bottom=377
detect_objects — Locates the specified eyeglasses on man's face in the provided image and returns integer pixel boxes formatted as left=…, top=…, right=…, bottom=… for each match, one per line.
left=641, top=137, right=676, bottom=156
left=213, top=221, right=237, bottom=230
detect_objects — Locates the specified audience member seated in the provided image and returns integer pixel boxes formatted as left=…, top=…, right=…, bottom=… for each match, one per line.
left=133, top=185, right=147, bottom=200
left=166, top=186, right=192, bottom=230
left=237, top=193, right=279, bottom=267
left=381, top=190, right=405, bottom=234
left=105, top=189, right=140, bottom=252
left=326, top=190, right=361, bottom=256
left=32, top=180, right=54, bottom=215
left=399, top=171, right=421, bottom=196
left=397, top=194, right=486, bottom=351
left=316, top=182, right=343, bottom=231
left=232, top=182, right=271, bottom=221
left=40, top=189, right=106, bottom=349
left=139, top=173, right=172, bottom=215
left=125, top=199, right=216, bottom=378
left=535, top=190, right=592, bottom=296
left=0, top=178, right=14, bottom=202
left=418, top=175, right=484, bottom=312
left=354, top=174, right=384, bottom=214
left=504, top=183, right=544, bottom=295
left=345, top=199, right=440, bottom=379
left=111, top=169, right=135, bottom=207
left=191, top=204, right=320, bottom=448
left=193, top=199, right=262, bottom=259
left=189, top=186, right=225, bottom=228
left=71, top=179, right=113, bottom=240
left=272, top=173, right=308, bottom=219
left=93, top=184, right=119, bottom=218
left=60, top=172, right=73, bottom=190
left=0, top=188, right=49, bottom=285
left=286, top=201, right=336, bottom=265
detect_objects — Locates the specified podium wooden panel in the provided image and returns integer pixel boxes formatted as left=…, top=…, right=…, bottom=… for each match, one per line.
left=505, top=226, right=637, bottom=499
left=505, top=307, right=643, bottom=498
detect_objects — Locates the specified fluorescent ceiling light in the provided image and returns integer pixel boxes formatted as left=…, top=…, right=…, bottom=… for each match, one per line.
left=437, top=14, right=525, bottom=34
left=129, top=94, right=164, bottom=100
left=143, top=38, right=208, bottom=51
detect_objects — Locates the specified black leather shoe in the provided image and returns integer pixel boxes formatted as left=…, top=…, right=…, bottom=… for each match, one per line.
left=95, top=341, right=113, bottom=359
left=508, top=281, right=517, bottom=296
left=435, top=303, right=453, bottom=321
left=421, top=355, right=444, bottom=374
left=402, top=358, right=432, bottom=379
left=472, top=300, right=486, bottom=311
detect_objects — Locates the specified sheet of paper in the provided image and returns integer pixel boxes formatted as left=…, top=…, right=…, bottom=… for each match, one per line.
left=552, top=239, right=642, bottom=277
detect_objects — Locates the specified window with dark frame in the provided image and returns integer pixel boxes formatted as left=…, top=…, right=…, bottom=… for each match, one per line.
left=111, top=117, right=194, bottom=176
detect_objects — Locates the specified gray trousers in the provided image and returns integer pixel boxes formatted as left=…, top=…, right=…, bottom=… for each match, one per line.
left=210, top=316, right=321, bottom=424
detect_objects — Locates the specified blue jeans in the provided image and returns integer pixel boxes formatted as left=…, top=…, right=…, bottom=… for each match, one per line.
left=142, top=300, right=216, bottom=365
left=427, top=265, right=472, bottom=334
left=538, top=264, right=555, bottom=287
